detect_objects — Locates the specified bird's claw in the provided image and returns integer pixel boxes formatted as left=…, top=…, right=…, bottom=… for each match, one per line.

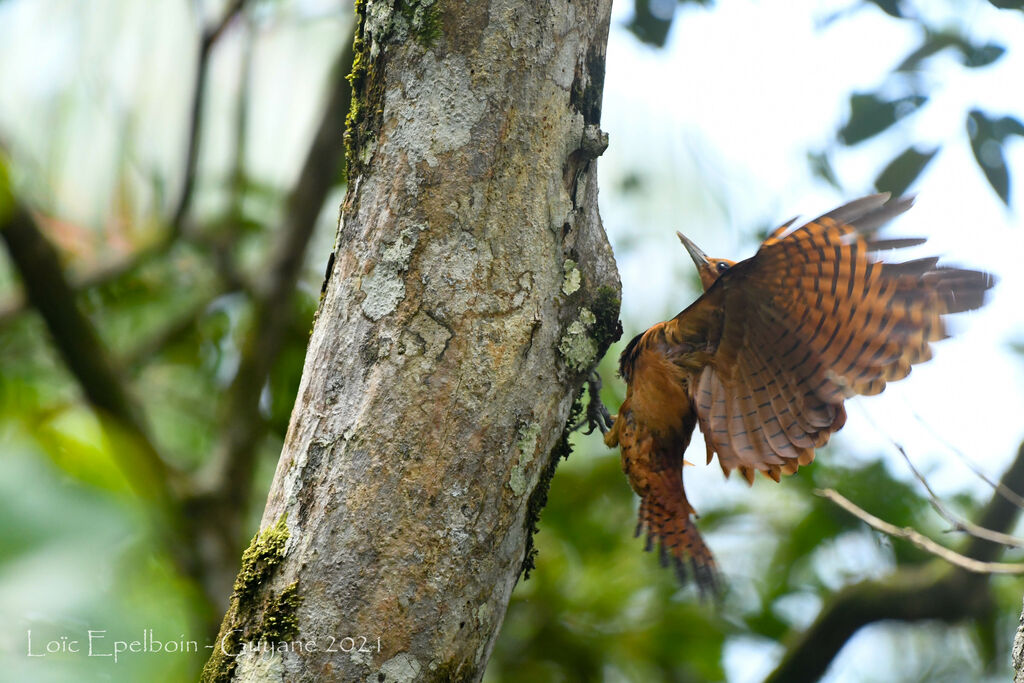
left=572, top=371, right=613, bottom=435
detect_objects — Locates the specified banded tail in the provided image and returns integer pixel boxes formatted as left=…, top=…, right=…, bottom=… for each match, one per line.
left=636, top=481, right=719, bottom=595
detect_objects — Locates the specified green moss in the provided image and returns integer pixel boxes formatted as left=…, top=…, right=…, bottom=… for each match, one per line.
left=261, top=581, right=303, bottom=642
left=234, top=513, right=290, bottom=600
left=519, top=284, right=619, bottom=579
left=520, top=391, right=583, bottom=579
left=558, top=285, right=621, bottom=375
left=425, top=660, right=477, bottom=683
left=398, top=0, right=442, bottom=47
left=590, top=285, right=622, bottom=355
left=344, top=0, right=444, bottom=174
left=201, top=625, right=238, bottom=683
left=201, top=514, right=295, bottom=683
left=344, top=0, right=371, bottom=172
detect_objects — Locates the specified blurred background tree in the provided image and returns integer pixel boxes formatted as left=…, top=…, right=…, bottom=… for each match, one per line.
left=0, top=0, right=1021, bottom=682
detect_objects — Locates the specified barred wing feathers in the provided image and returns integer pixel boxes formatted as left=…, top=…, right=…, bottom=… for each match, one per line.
left=676, top=195, right=993, bottom=483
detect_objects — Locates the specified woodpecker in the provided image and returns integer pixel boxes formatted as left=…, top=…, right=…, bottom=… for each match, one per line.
left=603, top=195, right=994, bottom=594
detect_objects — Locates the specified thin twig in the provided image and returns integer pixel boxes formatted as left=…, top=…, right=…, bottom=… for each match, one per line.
left=888, top=439, right=1024, bottom=547
left=170, top=0, right=249, bottom=236
left=909, top=405, right=1024, bottom=509
left=857, top=402, right=1024, bottom=548
left=766, top=441, right=1024, bottom=683
left=815, top=488, right=1024, bottom=575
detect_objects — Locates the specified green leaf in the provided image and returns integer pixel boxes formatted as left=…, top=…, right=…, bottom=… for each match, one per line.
left=896, top=33, right=1005, bottom=72
left=993, top=115, right=1024, bottom=140
left=808, top=150, right=842, bottom=190
left=839, top=93, right=927, bottom=145
left=960, top=42, right=1006, bottom=68
left=626, top=0, right=675, bottom=47
left=972, top=139, right=1010, bottom=206
left=32, top=408, right=133, bottom=493
left=865, top=0, right=904, bottom=17
left=895, top=33, right=964, bottom=72
left=968, top=108, right=1024, bottom=142
left=873, top=146, right=939, bottom=196
left=967, top=110, right=1012, bottom=205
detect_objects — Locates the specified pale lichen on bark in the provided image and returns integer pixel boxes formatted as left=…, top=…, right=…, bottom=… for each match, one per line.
left=360, top=226, right=421, bottom=320
left=207, top=0, right=619, bottom=680
left=558, top=307, right=598, bottom=372
left=508, top=422, right=542, bottom=496
left=561, top=258, right=581, bottom=295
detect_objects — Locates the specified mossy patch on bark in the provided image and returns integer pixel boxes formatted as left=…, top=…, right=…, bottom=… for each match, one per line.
left=234, top=513, right=290, bottom=600
left=519, top=390, right=583, bottom=580
left=200, top=514, right=293, bottom=683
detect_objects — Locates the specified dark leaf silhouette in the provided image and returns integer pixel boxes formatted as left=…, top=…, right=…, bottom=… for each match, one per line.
left=961, top=42, right=1006, bottom=68
left=993, top=115, right=1024, bottom=140
left=808, top=151, right=842, bottom=190
left=866, top=0, right=904, bottom=17
left=839, top=93, right=927, bottom=145
left=627, top=0, right=713, bottom=47
left=968, top=110, right=1013, bottom=205
left=873, top=146, right=938, bottom=196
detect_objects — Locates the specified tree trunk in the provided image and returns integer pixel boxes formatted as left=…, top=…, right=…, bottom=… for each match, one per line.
left=1014, top=598, right=1024, bottom=682
left=202, top=1, right=618, bottom=680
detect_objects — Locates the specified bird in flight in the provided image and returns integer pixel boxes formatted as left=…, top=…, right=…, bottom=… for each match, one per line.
left=602, top=194, right=994, bottom=594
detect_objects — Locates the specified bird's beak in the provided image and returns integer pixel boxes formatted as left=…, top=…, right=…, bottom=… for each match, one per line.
left=677, top=232, right=719, bottom=291
left=676, top=232, right=709, bottom=270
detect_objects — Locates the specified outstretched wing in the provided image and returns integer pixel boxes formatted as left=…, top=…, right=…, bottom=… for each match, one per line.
left=676, top=194, right=993, bottom=483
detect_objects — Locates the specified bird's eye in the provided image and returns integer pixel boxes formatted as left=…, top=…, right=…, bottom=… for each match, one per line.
left=716, top=261, right=730, bottom=273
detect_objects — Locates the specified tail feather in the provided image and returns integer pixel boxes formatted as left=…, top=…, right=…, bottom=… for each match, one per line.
left=636, top=489, right=720, bottom=597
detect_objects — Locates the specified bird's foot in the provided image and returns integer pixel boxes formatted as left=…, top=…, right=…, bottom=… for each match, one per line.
left=572, top=371, right=613, bottom=435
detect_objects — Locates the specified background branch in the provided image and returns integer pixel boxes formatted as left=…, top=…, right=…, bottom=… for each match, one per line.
left=816, top=487, right=1024, bottom=573
left=0, top=206, right=179, bottom=504
left=764, top=439, right=1024, bottom=683
left=0, top=204, right=217, bottom=604
left=889, top=439, right=1024, bottom=548
left=213, top=38, right=353, bottom=504
left=180, top=37, right=355, bottom=607
left=911, top=407, right=1024, bottom=509
left=0, top=239, right=173, bottom=327
left=170, top=0, right=248, bottom=237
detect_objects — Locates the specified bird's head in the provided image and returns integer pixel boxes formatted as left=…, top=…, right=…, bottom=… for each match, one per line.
left=676, top=232, right=734, bottom=291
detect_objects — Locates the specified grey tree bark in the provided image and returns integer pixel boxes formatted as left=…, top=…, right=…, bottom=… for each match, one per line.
left=202, top=1, right=619, bottom=681
left=1015, top=599, right=1024, bottom=683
